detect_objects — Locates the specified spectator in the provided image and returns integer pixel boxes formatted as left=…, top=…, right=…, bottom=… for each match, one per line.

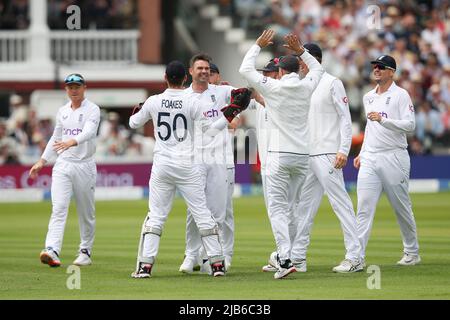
left=0, top=121, right=20, bottom=164
left=416, top=101, right=445, bottom=153
left=441, top=104, right=450, bottom=146
left=98, top=112, right=129, bottom=156
left=6, top=94, right=28, bottom=134
left=47, top=0, right=138, bottom=30
left=0, top=0, right=29, bottom=29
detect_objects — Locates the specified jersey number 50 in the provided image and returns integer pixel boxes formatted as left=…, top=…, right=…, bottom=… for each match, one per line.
left=157, top=112, right=188, bottom=142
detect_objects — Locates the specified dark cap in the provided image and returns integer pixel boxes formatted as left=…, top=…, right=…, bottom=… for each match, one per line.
left=370, top=55, right=396, bottom=70
left=165, top=60, right=186, bottom=81
left=275, top=55, right=299, bottom=73
left=210, top=63, right=220, bottom=74
left=303, top=43, right=322, bottom=61
left=257, top=59, right=279, bottom=72
left=64, top=73, right=85, bottom=85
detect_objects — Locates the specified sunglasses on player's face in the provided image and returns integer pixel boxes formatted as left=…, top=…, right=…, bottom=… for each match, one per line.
left=372, top=64, right=394, bottom=71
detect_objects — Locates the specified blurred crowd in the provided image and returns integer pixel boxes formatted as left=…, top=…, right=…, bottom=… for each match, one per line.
left=0, top=0, right=138, bottom=30
left=0, top=0, right=29, bottom=29
left=2, top=0, right=450, bottom=163
left=48, top=0, right=138, bottom=29
left=214, top=0, right=450, bottom=155
left=0, top=94, right=155, bottom=165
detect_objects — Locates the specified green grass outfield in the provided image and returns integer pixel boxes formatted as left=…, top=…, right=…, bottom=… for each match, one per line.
left=0, top=193, right=449, bottom=300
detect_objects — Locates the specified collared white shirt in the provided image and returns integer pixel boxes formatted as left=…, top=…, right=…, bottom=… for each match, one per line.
left=361, top=81, right=415, bottom=154
left=130, top=88, right=229, bottom=166
left=42, top=98, right=100, bottom=162
left=239, top=44, right=324, bottom=155
left=309, top=72, right=353, bottom=156
left=247, top=99, right=269, bottom=167
left=184, top=84, right=233, bottom=166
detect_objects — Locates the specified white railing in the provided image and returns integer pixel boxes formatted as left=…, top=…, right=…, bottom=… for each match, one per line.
left=0, top=31, right=29, bottom=63
left=0, top=30, right=139, bottom=65
left=50, top=30, right=140, bottom=64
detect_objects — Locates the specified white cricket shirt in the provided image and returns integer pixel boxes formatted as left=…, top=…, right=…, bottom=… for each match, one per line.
left=184, top=84, right=233, bottom=166
left=247, top=99, right=269, bottom=167
left=309, top=72, right=352, bottom=156
left=239, top=44, right=324, bottom=155
left=42, top=98, right=100, bottom=162
left=361, top=81, right=415, bottom=154
left=129, top=88, right=228, bottom=166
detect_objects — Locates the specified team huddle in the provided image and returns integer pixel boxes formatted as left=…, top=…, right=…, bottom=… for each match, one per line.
left=29, top=30, right=421, bottom=280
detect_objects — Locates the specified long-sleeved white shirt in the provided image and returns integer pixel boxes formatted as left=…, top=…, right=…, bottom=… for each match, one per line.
left=361, top=81, right=415, bottom=154
left=184, top=84, right=234, bottom=166
left=247, top=99, right=269, bottom=167
left=129, top=88, right=228, bottom=166
left=239, top=44, right=324, bottom=154
left=309, top=72, right=353, bottom=156
left=42, top=99, right=100, bottom=162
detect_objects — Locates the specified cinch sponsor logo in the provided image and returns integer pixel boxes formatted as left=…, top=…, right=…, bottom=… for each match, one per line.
left=378, top=111, right=388, bottom=118
left=203, top=109, right=219, bottom=118
left=63, top=128, right=83, bottom=136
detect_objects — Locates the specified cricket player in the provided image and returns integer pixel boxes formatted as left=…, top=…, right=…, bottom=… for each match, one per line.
left=129, top=61, right=247, bottom=278
left=209, top=63, right=221, bottom=85
left=30, top=73, right=100, bottom=267
left=179, top=55, right=239, bottom=273
left=239, top=30, right=324, bottom=279
left=209, top=63, right=239, bottom=271
left=247, top=58, right=305, bottom=274
left=354, top=55, right=420, bottom=266
left=249, top=58, right=278, bottom=202
left=288, top=43, right=362, bottom=273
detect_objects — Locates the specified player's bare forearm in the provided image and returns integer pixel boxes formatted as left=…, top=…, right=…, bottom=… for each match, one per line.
left=253, top=91, right=265, bottom=107
left=228, top=117, right=240, bottom=130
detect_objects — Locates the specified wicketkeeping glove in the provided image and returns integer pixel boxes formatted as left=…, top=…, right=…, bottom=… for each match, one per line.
left=131, top=102, right=144, bottom=116
left=231, top=88, right=252, bottom=109
left=220, top=88, right=252, bottom=123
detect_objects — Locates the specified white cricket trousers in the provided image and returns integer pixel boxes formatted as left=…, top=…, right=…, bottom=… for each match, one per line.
left=291, top=154, right=361, bottom=262
left=356, top=149, right=419, bottom=259
left=266, top=152, right=309, bottom=262
left=45, top=159, right=96, bottom=255
left=222, top=167, right=235, bottom=259
left=184, top=163, right=227, bottom=258
left=262, top=163, right=301, bottom=256
left=141, top=163, right=223, bottom=261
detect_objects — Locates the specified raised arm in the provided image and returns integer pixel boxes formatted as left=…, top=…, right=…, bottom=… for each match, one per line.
left=284, top=33, right=324, bottom=94
left=239, top=30, right=279, bottom=96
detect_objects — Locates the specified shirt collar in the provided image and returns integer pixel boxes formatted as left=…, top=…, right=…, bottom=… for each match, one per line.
left=372, top=81, right=397, bottom=95
left=188, top=83, right=211, bottom=94
left=280, top=72, right=299, bottom=81
left=165, top=88, right=185, bottom=93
